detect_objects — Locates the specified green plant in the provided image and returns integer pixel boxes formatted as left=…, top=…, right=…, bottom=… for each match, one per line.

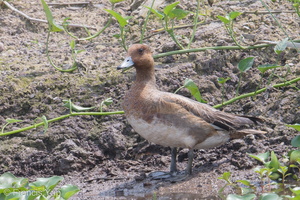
left=146, top=1, right=190, bottom=49
left=104, top=9, right=132, bottom=51
left=174, top=78, right=207, bottom=103
left=217, top=11, right=244, bottom=48
left=236, top=57, right=254, bottom=96
left=0, top=172, right=79, bottom=200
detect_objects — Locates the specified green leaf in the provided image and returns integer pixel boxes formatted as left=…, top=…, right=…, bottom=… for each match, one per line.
left=218, top=172, right=231, bottom=183
left=40, top=0, right=64, bottom=32
left=169, top=9, right=190, bottom=20
left=29, top=176, right=63, bottom=194
left=145, top=6, right=165, bottom=19
left=287, top=124, right=300, bottom=132
left=259, top=193, right=281, bottom=200
left=183, top=78, right=207, bottom=103
left=70, top=40, right=75, bottom=49
left=269, top=151, right=279, bottom=171
left=226, top=193, right=256, bottom=200
left=63, top=100, right=95, bottom=112
left=257, top=64, right=283, bottom=74
left=218, top=77, right=231, bottom=84
left=274, top=37, right=289, bottom=55
left=59, top=184, right=80, bottom=199
left=290, top=187, right=300, bottom=195
left=228, top=11, right=242, bottom=20
left=289, top=150, right=300, bottom=164
left=238, top=57, right=254, bottom=72
left=104, top=9, right=128, bottom=28
left=236, top=180, right=251, bottom=186
left=163, top=1, right=180, bottom=16
left=109, top=0, right=125, bottom=4
left=291, top=135, right=300, bottom=148
left=74, top=49, right=85, bottom=54
left=217, top=15, right=230, bottom=24
left=248, top=152, right=270, bottom=164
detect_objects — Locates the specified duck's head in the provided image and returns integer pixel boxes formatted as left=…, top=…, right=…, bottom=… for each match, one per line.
left=117, top=44, right=154, bottom=71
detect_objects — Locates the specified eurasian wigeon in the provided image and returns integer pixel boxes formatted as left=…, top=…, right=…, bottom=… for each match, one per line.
left=118, top=44, right=265, bottom=175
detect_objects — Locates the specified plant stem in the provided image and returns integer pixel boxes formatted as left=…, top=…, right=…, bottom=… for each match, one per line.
left=140, top=0, right=155, bottom=43
left=188, top=0, right=200, bottom=49
left=46, top=32, right=78, bottom=72
left=213, top=76, right=300, bottom=109
left=0, top=111, right=125, bottom=137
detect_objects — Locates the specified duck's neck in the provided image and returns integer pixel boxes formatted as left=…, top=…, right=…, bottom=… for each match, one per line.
left=135, top=67, right=156, bottom=86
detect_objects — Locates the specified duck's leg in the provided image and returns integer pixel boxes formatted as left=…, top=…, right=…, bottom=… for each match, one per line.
left=170, top=147, right=177, bottom=174
left=186, top=149, right=194, bottom=175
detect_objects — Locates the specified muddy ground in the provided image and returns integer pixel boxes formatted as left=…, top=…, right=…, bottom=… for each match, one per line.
left=0, top=0, right=299, bottom=199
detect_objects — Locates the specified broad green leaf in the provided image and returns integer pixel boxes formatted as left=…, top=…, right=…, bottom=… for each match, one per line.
left=226, top=193, right=256, bottom=200
left=257, top=64, right=283, bottom=74
left=287, top=124, right=300, bottom=132
left=274, top=37, right=289, bottom=55
left=63, top=100, right=95, bottom=112
left=163, top=1, right=180, bottom=16
left=259, top=193, right=281, bottom=200
left=218, top=77, right=231, bottom=84
left=109, top=0, right=125, bottom=4
left=169, top=9, right=190, bottom=20
left=104, top=9, right=128, bottom=28
left=40, top=0, right=64, bottom=32
left=228, top=11, right=242, bottom=20
left=236, top=180, right=251, bottom=186
left=248, top=152, right=270, bottom=164
left=4, top=192, right=22, bottom=200
left=183, top=78, right=207, bottom=103
left=29, top=176, right=63, bottom=193
left=292, top=136, right=300, bottom=148
left=269, top=151, right=279, bottom=171
left=59, top=184, right=80, bottom=199
left=0, top=172, right=17, bottom=187
left=290, top=187, right=300, bottom=195
left=238, top=57, right=254, bottom=72
left=145, top=6, right=164, bottom=19
left=5, top=118, right=22, bottom=124
left=217, top=15, right=230, bottom=24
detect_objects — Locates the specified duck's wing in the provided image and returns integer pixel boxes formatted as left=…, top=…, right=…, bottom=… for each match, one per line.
left=160, top=92, right=262, bottom=131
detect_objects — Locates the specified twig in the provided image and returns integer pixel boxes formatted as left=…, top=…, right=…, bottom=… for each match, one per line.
left=0, top=111, right=125, bottom=137
left=242, top=10, right=296, bottom=15
left=213, top=77, right=300, bottom=109
left=47, top=2, right=91, bottom=6
left=153, top=39, right=300, bottom=58
left=3, top=1, right=97, bottom=30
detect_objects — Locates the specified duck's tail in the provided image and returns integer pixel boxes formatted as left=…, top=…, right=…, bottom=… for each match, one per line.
left=230, top=129, right=267, bottom=139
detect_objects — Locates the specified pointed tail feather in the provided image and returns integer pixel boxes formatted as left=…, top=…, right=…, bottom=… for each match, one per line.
left=230, top=129, right=266, bottom=139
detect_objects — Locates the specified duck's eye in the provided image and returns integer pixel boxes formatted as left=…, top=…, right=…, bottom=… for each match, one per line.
left=138, top=48, right=144, bottom=54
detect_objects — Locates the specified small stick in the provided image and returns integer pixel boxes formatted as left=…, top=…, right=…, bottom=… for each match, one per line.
left=47, top=2, right=91, bottom=6
left=3, top=1, right=97, bottom=30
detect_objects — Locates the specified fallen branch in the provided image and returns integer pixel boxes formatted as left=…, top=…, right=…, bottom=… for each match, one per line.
left=3, top=1, right=97, bottom=30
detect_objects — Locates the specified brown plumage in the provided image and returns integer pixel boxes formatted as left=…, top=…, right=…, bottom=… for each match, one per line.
left=118, top=44, right=266, bottom=175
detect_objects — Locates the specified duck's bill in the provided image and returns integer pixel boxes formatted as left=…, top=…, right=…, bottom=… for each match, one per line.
left=117, top=56, right=134, bottom=71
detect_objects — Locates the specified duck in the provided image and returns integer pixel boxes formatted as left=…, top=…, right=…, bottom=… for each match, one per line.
left=117, top=44, right=266, bottom=175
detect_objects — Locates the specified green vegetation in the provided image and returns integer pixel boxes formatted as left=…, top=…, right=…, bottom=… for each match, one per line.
left=218, top=125, right=300, bottom=199
left=0, top=0, right=299, bottom=198
left=0, top=172, right=79, bottom=200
